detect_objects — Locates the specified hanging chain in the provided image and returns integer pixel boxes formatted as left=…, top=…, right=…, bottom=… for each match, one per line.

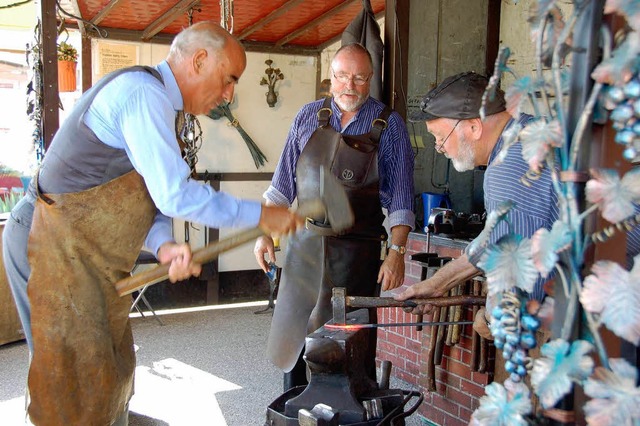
left=220, top=0, right=234, bottom=33
left=176, top=112, right=203, bottom=177
left=26, top=19, right=45, bottom=163
left=187, top=6, right=201, bottom=27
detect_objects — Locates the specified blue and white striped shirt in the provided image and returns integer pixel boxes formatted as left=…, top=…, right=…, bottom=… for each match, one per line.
left=264, top=96, right=415, bottom=229
left=470, top=114, right=560, bottom=301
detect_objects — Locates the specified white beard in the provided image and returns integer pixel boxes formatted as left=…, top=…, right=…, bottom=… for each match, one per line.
left=332, top=90, right=368, bottom=112
left=450, top=136, right=476, bottom=172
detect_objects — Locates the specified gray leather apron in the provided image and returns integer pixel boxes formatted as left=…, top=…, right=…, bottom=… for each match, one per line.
left=267, top=98, right=391, bottom=372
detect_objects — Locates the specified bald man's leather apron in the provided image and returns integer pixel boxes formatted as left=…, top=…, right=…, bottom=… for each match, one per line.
left=26, top=170, right=155, bottom=425
left=267, top=98, right=391, bottom=371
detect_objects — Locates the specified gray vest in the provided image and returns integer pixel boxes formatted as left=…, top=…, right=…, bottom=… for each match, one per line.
left=31, top=66, right=163, bottom=196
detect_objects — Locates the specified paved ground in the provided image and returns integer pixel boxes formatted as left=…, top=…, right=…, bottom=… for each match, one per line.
left=0, top=301, right=426, bottom=425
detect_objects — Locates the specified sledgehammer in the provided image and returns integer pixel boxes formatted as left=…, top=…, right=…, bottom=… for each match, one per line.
left=115, top=166, right=354, bottom=297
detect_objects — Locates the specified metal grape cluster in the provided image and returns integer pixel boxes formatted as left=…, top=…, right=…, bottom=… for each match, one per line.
left=490, top=292, right=541, bottom=382
left=602, top=73, right=640, bottom=161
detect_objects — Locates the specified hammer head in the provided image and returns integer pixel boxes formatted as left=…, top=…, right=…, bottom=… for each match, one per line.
left=297, top=166, right=354, bottom=234
left=319, top=166, right=354, bottom=233
left=331, top=287, right=347, bottom=325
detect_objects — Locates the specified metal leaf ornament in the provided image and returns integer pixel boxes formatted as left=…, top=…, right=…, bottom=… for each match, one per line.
left=605, top=0, right=640, bottom=32
left=584, top=358, right=640, bottom=426
left=519, top=119, right=563, bottom=173
left=591, top=31, right=640, bottom=85
left=531, top=220, right=572, bottom=278
left=528, top=0, right=558, bottom=26
left=467, top=200, right=515, bottom=257
left=505, top=77, right=534, bottom=119
left=530, top=5, right=569, bottom=67
left=580, top=257, right=640, bottom=345
left=478, top=234, right=539, bottom=296
left=470, top=381, right=532, bottom=426
left=586, top=168, right=640, bottom=223
left=531, top=339, right=595, bottom=409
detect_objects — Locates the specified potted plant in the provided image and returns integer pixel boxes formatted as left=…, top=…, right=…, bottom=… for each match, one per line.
left=57, top=41, right=78, bottom=92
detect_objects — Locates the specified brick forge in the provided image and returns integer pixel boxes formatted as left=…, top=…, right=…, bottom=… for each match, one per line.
left=376, top=237, right=494, bottom=425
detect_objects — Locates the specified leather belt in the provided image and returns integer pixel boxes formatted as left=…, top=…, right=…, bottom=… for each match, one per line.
left=305, top=218, right=337, bottom=236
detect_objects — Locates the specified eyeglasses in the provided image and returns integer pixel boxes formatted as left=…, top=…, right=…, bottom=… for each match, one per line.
left=331, top=68, right=372, bottom=86
left=435, top=120, right=461, bottom=152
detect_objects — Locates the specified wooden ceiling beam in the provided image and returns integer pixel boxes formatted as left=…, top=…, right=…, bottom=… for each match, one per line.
left=236, top=0, right=306, bottom=41
left=76, top=24, right=321, bottom=55
left=142, top=0, right=200, bottom=41
left=276, top=0, right=357, bottom=47
left=91, top=0, right=125, bottom=25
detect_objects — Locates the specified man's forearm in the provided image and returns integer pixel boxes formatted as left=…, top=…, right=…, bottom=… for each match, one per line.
left=390, top=225, right=410, bottom=246
left=430, top=254, right=482, bottom=295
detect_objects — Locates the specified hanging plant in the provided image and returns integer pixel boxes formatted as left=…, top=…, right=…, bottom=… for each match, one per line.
left=57, top=41, right=77, bottom=62
left=56, top=41, right=77, bottom=92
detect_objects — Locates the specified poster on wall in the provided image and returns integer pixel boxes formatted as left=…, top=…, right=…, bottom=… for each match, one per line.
left=97, top=42, right=138, bottom=79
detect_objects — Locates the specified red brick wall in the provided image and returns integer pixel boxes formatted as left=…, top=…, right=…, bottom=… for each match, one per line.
left=376, top=234, right=493, bottom=425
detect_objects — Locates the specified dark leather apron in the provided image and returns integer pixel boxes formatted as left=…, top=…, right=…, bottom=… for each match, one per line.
left=267, top=98, right=391, bottom=372
left=26, top=170, right=155, bottom=425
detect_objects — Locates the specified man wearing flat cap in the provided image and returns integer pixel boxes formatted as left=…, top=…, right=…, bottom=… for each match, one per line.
left=396, top=71, right=559, bottom=338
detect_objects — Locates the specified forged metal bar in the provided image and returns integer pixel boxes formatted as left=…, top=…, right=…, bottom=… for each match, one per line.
left=331, top=286, right=485, bottom=325
left=343, top=295, right=485, bottom=309
left=325, top=321, right=474, bottom=329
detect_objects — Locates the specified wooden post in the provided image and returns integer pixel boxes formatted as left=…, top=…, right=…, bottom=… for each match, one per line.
left=39, top=0, right=59, bottom=151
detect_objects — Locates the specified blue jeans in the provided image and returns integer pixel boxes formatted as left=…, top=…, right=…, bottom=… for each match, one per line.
left=3, top=192, right=35, bottom=351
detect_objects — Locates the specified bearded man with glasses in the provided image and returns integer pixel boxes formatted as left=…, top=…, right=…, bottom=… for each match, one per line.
left=254, top=43, right=415, bottom=391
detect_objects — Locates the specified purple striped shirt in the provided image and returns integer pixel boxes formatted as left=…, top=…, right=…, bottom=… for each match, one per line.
left=264, top=96, right=415, bottom=229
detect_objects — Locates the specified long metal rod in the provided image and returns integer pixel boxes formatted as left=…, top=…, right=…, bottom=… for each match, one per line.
left=325, top=320, right=474, bottom=329
left=345, top=295, right=486, bottom=309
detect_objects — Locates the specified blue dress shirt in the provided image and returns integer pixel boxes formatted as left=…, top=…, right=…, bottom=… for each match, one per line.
left=83, top=61, right=262, bottom=254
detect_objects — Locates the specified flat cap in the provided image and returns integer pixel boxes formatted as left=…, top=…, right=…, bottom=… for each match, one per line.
left=409, top=72, right=506, bottom=122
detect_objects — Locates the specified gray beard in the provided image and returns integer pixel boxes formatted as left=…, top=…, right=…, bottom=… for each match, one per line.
left=332, top=91, right=368, bottom=112
left=451, top=137, right=476, bottom=172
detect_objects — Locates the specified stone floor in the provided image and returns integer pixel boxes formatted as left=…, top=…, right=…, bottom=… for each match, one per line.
left=0, top=301, right=426, bottom=425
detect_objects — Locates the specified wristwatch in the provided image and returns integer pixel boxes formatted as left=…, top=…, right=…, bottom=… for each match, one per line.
left=388, top=244, right=406, bottom=255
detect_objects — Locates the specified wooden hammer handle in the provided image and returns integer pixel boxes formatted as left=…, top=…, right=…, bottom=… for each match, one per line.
left=116, top=227, right=265, bottom=297
left=116, top=199, right=327, bottom=297
left=425, top=308, right=439, bottom=392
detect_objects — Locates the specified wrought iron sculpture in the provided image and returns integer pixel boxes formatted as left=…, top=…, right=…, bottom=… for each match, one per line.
left=207, top=102, right=267, bottom=169
left=468, top=1, right=640, bottom=425
left=260, top=59, right=285, bottom=108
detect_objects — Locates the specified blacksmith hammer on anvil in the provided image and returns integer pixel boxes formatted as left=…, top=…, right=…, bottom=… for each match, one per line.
left=330, top=287, right=485, bottom=327
left=115, top=166, right=354, bottom=297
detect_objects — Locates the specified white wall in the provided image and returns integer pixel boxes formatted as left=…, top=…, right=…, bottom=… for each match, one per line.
left=198, top=52, right=317, bottom=173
